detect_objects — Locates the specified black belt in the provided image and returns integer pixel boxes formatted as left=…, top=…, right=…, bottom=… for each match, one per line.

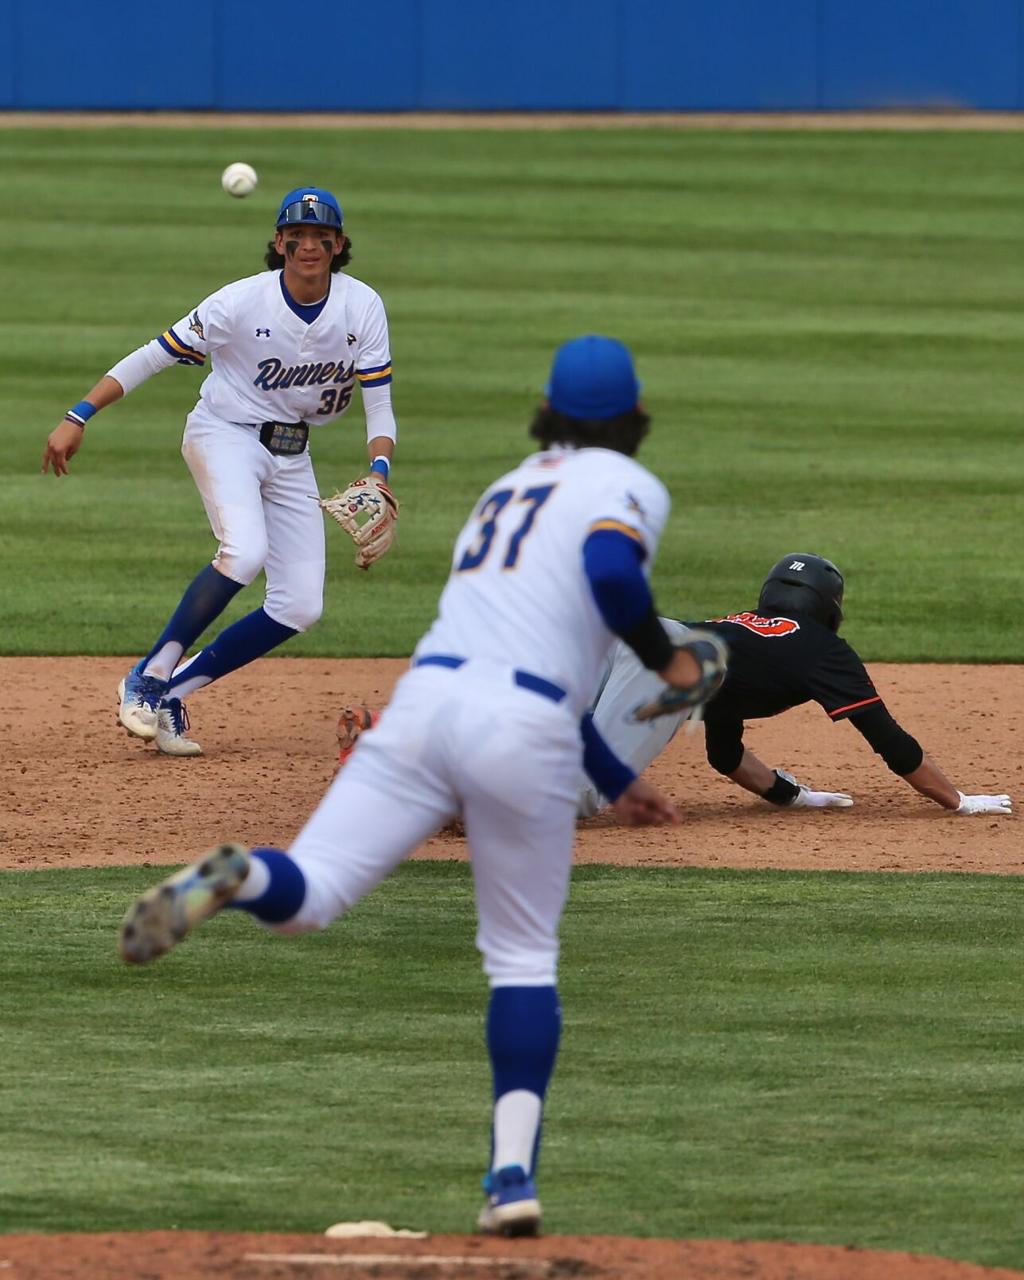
left=414, top=654, right=567, bottom=704
left=259, top=421, right=309, bottom=456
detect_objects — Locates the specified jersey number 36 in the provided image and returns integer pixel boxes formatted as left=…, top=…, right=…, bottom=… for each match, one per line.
left=457, top=485, right=555, bottom=572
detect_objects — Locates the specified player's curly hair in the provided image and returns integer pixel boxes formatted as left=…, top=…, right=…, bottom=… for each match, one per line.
left=263, top=236, right=352, bottom=272
left=528, top=406, right=651, bottom=458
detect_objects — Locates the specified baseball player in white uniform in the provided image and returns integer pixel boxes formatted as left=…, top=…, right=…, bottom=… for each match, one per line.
left=42, top=186, right=398, bottom=756
left=117, top=336, right=727, bottom=1237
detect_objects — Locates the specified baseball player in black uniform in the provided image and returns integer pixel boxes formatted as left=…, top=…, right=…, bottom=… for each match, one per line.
left=579, top=553, right=1012, bottom=818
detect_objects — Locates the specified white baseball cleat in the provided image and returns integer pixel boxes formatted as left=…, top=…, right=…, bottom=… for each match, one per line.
left=119, top=843, right=250, bottom=964
left=155, top=698, right=203, bottom=757
left=117, top=662, right=167, bottom=741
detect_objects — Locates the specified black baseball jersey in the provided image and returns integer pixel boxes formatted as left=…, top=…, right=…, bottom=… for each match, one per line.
left=671, top=609, right=921, bottom=779
left=686, top=610, right=881, bottom=724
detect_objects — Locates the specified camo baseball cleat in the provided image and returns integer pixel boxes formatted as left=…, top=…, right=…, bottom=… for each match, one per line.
left=119, top=843, right=250, bottom=964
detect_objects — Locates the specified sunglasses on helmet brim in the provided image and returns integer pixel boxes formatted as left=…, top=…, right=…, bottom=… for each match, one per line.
left=276, top=200, right=342, bottom=229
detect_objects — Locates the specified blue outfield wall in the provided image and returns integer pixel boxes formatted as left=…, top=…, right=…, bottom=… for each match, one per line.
left=2, top=0, right=1023, bottom=112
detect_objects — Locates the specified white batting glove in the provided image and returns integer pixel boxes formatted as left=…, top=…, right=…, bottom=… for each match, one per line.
left=791, top=787, right=854, bottom=809
left=955, top=792, right=1012, bottom=816
left=778, top=770, right=854, bottom=809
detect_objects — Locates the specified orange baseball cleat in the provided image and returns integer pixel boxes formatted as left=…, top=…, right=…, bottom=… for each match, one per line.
left=335, top=704, right=380, bottom=772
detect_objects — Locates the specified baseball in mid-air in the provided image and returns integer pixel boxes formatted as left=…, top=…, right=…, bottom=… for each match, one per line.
left=221, top=162, right=258, bottom=198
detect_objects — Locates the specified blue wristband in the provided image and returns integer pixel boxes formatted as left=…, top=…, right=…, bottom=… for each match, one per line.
left=65, top=400, right=97, bottom=427
left=370, top=455, right=390, bottom=480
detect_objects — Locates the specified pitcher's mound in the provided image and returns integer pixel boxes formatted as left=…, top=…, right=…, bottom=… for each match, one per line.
left=1, top=1232, right=1022, bottom=1279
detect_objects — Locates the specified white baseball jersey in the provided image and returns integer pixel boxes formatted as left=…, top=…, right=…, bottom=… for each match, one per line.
left=102, top=267, right=396, bottom=633
left=285, top=441, right=672, bottom=990
left=108, top=269, right=393, bottom=432
left=416, top=445, right=670, bottom=713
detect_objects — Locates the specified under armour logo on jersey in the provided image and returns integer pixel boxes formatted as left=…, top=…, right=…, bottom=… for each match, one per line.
left=789, top=560, right=805, bottom=570
left=256, top=328, right=271, bottom=338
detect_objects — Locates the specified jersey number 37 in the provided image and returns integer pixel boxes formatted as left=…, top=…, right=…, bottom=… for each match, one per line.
left=457, top=485, right=555, bottom=572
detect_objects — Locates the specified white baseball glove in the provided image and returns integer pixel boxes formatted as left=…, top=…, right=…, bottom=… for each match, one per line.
left=314, top=476, right=399, bottom=570
left=955, top=792, right=1012, bottom=816
left=777, top=769, right=854, bottom=809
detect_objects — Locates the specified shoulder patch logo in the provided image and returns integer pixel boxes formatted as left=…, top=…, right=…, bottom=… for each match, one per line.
left=188, top=310, right=205, bottom=341
left=712, top=612, right=801, bottom=638
left=347, top=332, right=357, bottom=346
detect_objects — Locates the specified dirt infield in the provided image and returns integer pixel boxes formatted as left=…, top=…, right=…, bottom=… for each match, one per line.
left=2, top=1231, right=1023, bottom=1280
left=3, top=655, right=1019, bottom=1279
left=2, top=656, right=1017, bottom=874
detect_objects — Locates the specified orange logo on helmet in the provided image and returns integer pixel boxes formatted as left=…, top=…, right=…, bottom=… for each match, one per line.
left=712, top=612, right=800, bottom=637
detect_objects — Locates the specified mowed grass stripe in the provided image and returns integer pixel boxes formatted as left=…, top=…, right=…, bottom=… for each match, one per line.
left=1, top=127, right=1022, bottom=657
left=1, top=863, right=1021, bottom=1268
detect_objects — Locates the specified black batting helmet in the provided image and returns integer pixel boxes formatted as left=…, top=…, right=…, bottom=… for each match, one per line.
left=758, top=553, right=845, bottom=631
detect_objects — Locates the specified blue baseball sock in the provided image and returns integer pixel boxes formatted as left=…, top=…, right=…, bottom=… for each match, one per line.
left=146, top=564, right=244, bottom=661
left=166, top=607, right=298, bottom=695
left=227, top=847, right=306, bottom=924
left=486, top=985, right=561, bottom=1176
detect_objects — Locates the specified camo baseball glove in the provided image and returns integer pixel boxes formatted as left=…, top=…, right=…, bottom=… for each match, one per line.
left=315, top=476, right=399, bottom=570
left=632, top=628, right=729, bottom=723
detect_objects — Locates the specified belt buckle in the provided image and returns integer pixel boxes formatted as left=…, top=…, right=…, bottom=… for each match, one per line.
left=259, top=421, right=309, bottom=455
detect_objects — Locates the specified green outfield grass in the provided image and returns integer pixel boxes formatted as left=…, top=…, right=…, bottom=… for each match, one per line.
left=1, top=863, right=1021, bottom=1267
left=2, top=126, right=1022, bottom=659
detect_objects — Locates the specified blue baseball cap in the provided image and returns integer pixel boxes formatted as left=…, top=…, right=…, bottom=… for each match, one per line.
left=276, top=187, right=344, bottom=229
left=545, top=335, right=641, bottom=420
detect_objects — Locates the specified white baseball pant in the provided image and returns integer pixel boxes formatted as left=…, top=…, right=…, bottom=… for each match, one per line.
left=282, top=660, right=582, bottom=987
left=182, top=407, right=325, bottom=632
left=578, top=618, right=692, bottom=817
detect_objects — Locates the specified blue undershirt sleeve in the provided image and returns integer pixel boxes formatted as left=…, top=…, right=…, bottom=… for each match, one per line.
left=583, top=528, right=675, bottom=670
left=582, top=528, right=652, bottom=632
